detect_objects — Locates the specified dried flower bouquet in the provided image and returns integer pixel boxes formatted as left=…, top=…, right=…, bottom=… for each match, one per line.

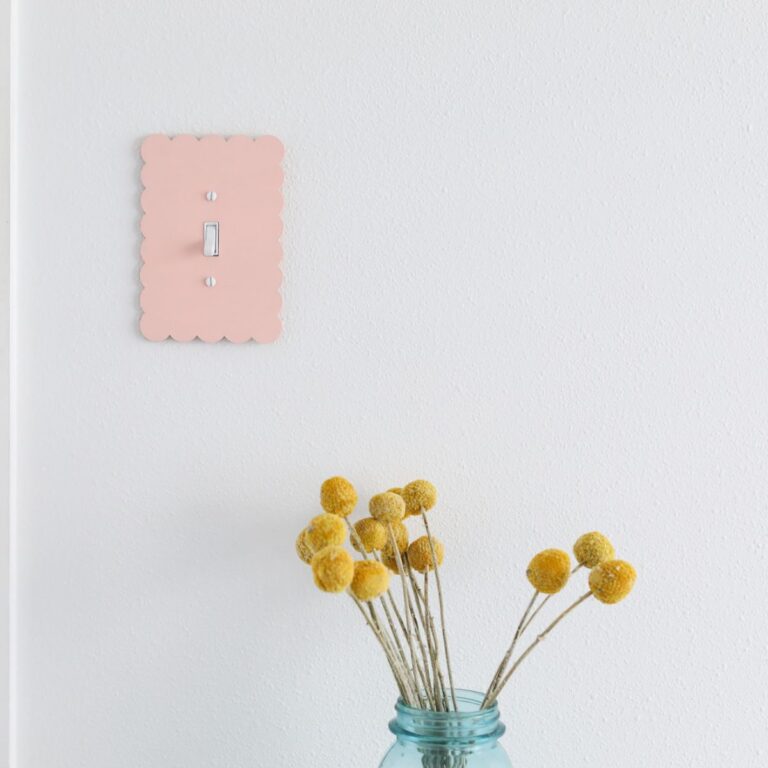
left=296, top=477, right=637, bottom=712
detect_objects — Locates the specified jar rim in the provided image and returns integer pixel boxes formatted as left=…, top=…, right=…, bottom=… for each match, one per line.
left=390, top=688, right=505, bottom=748
left=395, top=688, right=498, bottom=718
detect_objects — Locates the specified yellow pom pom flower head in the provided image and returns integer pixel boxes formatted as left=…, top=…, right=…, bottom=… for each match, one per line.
left=408, top=535, right=445, bottom=573
left=306, top=513, right=347, bottom=553
left=402, top=480, right=437, bottom=517
left=311, top=545, right=355, bottom=593
left=352, top=518, right=388, bottom=553
left=369, top=492, right=405, bottom=523
left=573, top=531, right=615, bottom=568
left=350, top=561, right=390, bottom=601
left=526, top=549, right=571, bottom=594
left=295, top=529, right=313, bottom=564
left=320, top=476, right=358, bottom=518
left=589, top=559, right=637, bottom=604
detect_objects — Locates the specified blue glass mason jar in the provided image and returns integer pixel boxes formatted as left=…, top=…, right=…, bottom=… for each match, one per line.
left=378, top=689, right=512, bottom=767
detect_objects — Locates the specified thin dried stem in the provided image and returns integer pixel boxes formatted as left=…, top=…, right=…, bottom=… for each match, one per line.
left=519, top=564, right=584, bottom=637
left=388, top=523, right=423, bottom=707
left=488, top=591, right=593, bottom=705
left=348, top=520, right=424, bottom=703
left=372, top=552, right=409, bottom=638
left=377, top=595, right=411, bottom=683
left=420, top=510, right=458, bottom=711
left=424, top=570, right=447, bottom=710
left=482, top=590, right=539, bottom=708
left=372, top=557, right=436, bottom=705
left=384, top=555, right=434, bottom=708
left=346, top=521, right=420, bottom=705
left=402, top=560, right=436, bottom=708
left=367, top=592, right=395, bottom=664
left=399, top=558, right=435, bottom=707
left=519, top=593, right=548, bottom=638
left=410, top=570, right=448, bottom=709
left=402, top=571, right=436, bottom=708
left=348, top=592, right=416, bottom=705
left=373, top=609, right=419, bottom=706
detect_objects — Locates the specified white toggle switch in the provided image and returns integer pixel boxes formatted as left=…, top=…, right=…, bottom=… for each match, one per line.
left=203, top=221, right=219, bottom=257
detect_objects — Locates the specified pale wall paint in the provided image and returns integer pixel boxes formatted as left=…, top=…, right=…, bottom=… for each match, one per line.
left=15, top=2, right=768, bottom=766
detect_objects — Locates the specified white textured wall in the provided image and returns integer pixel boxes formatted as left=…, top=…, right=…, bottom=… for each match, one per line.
left=15, top=2, right=768, bottom=766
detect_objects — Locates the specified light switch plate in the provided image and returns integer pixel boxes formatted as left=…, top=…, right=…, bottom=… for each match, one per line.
left=139, top=134, right=284, bottom=343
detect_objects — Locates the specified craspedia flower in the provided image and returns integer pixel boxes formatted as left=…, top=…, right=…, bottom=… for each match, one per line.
left=402, top=479, right=437, bottom=516
left=526, top=549, right=571, bottom=594
left=369, top=492, right=406, bottom=523
left=402, top=479, right=438, bottom=516
left=573, top=531, right=615, bottom=568
left=305, top=513, right=347, bottom=553
left=352, top=518, right=388, bottom=553
left=408, top=535, right=445, bottom=573
left=388, top=487, right=420, bottom=520
left=320, top=476, right=358, bottom=518
left=350, top=560, right=390, bottom=601
left=589, top=559, right=637, bottom=604
left=295, top=529, right=313, bottom=564
left=311, top=545, right=354, bottom=593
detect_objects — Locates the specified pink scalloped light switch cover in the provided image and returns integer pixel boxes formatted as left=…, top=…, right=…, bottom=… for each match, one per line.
left=140, top=134, right=284, bottom=343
